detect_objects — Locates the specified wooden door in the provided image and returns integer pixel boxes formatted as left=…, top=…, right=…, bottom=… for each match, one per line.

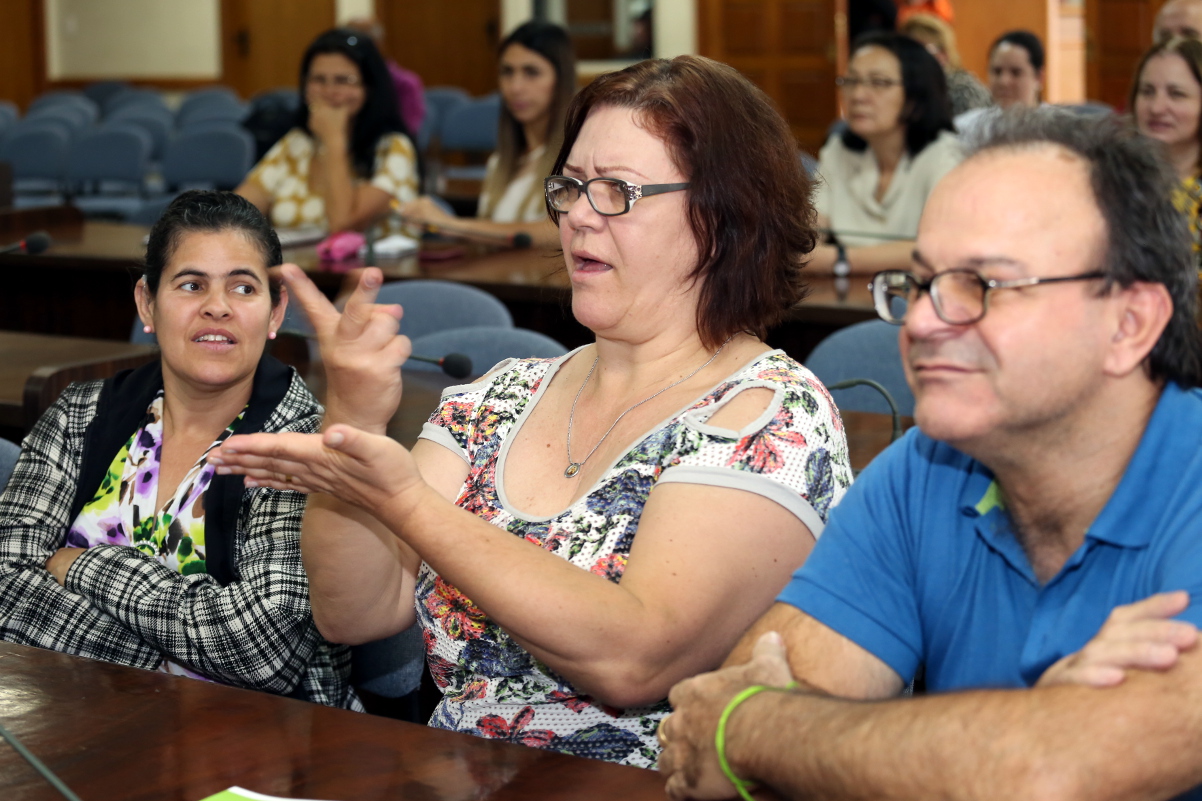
left=221, top=0, right=336, bottom=97
left=378, top=0, right=501, bottom=96
left=1085, top=0, right=1164, bottom=108
left=0, top=0, right=46, bottom=110
left=698, top=0, right=844, bottom=155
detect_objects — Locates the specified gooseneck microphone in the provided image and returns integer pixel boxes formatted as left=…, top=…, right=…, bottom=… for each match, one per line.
left=409, top=352, right=474, bottom=380
left=0, top=230, right=52, bottom=255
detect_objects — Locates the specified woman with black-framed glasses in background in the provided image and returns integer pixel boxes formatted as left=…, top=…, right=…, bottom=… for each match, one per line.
left=809, top=32, right=962, bottom=277
left=210, top=56, right=853, bottom=766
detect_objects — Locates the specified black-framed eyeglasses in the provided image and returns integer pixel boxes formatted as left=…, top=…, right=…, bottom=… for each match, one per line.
left=544, top=175, right=690, bottom=217
left=869, top=268, right=1108, bottom=326
left=834, top=75, right=902, bottom=92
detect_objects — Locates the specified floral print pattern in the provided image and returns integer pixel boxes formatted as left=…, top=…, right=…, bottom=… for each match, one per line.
left=67, top=391, right=244, bottom=678
left=417, top=350, right=852, bottom=767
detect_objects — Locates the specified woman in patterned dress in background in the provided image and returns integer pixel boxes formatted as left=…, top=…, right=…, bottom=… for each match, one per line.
left=211, top=56, right=853, bottom=766
left=236, top=28, right=418, bottom=234
left=0, top=191, right=357, bottom=708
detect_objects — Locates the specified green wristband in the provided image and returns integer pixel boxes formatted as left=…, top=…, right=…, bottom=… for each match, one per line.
left=715, top=682, right=797, bottom=801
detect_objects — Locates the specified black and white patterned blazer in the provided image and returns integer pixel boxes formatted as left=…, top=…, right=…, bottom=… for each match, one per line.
left=0, top=356, right=359, bottom=709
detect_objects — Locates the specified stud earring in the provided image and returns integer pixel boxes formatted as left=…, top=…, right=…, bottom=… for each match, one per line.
left=143, top=325, right=153, bottom=334
left=268, top=331, right=277, bottom=340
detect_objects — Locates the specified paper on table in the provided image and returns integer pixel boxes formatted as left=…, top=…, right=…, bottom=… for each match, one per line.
left=362, top=233, right=420, bottom=257
left=199, top=787, right=335, bottom=801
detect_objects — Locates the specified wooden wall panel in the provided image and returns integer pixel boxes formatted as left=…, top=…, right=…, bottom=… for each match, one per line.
left=698, top=0, right=841, bottom=154
left=0, top=0, right=45, bottom=110
left=378, top=0, right=501, bottom=97
left=1086, top=0, right=1164, bottom=108
left=955, top=1, right=1050, bottom=85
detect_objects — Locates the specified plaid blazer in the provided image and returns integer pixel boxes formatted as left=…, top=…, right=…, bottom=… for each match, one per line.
left=0, top=360, right=359, bottom=709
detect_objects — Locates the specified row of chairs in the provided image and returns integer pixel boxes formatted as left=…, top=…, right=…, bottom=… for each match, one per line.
left=0, top=125, right=253, bottom=216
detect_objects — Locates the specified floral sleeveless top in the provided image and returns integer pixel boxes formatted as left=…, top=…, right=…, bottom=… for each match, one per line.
left=66, top=391, right=244, bottom=679
left=415, top=349, right=853, bottom=768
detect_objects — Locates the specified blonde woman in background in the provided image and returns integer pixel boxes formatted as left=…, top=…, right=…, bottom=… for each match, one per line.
left=397, top=21, right=576, bottom=247
left=900, top=12, right=991, bottom=116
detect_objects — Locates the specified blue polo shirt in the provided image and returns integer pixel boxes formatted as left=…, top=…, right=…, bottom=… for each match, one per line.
left=781, top=381, right=1202, bottom=692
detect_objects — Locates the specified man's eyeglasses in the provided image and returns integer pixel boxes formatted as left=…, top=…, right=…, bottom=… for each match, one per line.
left=870, top=268, right=1108, bottom=326
left=306, top=74, right=362, bottom=88
left=835, top=75, right=903, bottom=92
left=544, top=175, right=689, bottom=217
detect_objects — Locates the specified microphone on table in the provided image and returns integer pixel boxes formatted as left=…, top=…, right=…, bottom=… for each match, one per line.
left=0, top=230, right=52, bottom=255
left=408, top=352, right=474, bottom=380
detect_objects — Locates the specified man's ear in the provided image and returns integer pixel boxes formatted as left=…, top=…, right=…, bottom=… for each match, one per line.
left=1104, top=281, right=1173, bottom=378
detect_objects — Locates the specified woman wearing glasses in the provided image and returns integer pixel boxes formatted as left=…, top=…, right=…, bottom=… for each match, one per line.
left=809, top=32, right=961, bottom=276
left=395, top=21, right=575, bottom=249
left=210, top=56, right=852, bottom=766
left=236, top=29, right=418, bottom=233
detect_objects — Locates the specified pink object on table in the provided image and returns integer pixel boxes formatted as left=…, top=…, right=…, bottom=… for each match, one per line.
left=316, top=231, right=366, bottom=262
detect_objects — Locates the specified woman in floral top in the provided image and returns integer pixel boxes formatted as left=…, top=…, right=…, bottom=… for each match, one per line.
left=214, top=57, right=853, bottom=765
left=236, top=29, right=417, bottom=234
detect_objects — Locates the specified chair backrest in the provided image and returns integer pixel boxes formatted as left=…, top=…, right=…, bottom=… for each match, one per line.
left=25, top=104, right=93, bottom=134
left=804, top=320, right=915, bottom=416
left=423, top=86, right=471, bottom=124
left=244, top=89, right=301, bottom=160
left=177, top=99, right=247, bottom=130
left=82, top=80, right=132, bottom=108
left=104, top=89, right=169, bottom=118
left=23, top=350, right=158, bottom=434
left=0, top=438, right=20, bottom=495
left=438, top=93, right=500, bottom=153
left=407, top=326, right=567, bottom=377
left=29, top=92, right=98, bottom=123
left=351, top=623, right=425, bottom=700
left=178, top=87, right=241, bottom=117
left=375, top=279, right=513, bottom=341
left=66, top=127, right=151, bottom=187
left=161, top=127, right=254, bottom=190
left=102, top=113, right=170, bottom=161
left=0, top=101, right=17, bottom=130
left=0, top=125, right=70, bottom=181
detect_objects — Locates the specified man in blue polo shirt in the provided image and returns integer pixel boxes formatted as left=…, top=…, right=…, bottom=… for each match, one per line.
left=658, top=112, right=1202, bottom=800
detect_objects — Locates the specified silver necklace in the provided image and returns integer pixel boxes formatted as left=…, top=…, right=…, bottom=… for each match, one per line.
left=564, top=337, right=733, bottom=479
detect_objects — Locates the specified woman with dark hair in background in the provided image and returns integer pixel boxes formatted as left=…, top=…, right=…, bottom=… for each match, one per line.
left=211, top=55, right=851, bottom=766
left=809, top=31, right=961, bottom=275
left=0, top=191, right=357, bottom=709
left=1131, top=35, right=1202, bottom=264
left=237, top=28, right=418, bottom=233
left=955, top=30, right=1046, bottom=140
left=397, top=20, right=575, bottom=248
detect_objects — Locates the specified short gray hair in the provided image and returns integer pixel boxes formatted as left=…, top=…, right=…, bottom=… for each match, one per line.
left=970, top=108, right=1202, bottom=387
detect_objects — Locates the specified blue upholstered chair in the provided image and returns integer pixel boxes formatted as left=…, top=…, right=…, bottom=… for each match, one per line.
left=805, top=320, right=915, bottom=417
left=0, top=438, right=19, bottom=494
left=407, top=326, right=567, bottom=378
left=377, top=280, right=513, bottom=342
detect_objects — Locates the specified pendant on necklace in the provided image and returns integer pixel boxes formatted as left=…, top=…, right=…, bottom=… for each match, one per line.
left=564, top=463, right=582, bottom=478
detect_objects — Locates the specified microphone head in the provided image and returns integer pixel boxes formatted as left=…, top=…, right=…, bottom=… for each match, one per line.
left=511, top=232, right=532, bottom=249
left=23, top=231, right=51, bottom=254
left=440, top=353, right=473, bottom=379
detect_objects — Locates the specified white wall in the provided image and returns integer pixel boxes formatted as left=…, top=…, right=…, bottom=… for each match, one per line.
left=45, top=0, right=369, bottom=81
left=46, top=0, right=222, bottom=79
left=500, top=0, right=696, bottom=54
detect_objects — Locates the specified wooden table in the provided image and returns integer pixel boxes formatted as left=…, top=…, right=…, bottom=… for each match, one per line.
left=0, top=219, right=877, bottom=358
left=0, top=331, right=157, bottom=439
left=0, top=641, right=667, bottom=801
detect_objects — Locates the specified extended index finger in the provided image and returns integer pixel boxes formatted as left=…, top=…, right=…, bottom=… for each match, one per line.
left=339, top=267, right=389, bottom=336
left=279, top=263, right=339, bottom=331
